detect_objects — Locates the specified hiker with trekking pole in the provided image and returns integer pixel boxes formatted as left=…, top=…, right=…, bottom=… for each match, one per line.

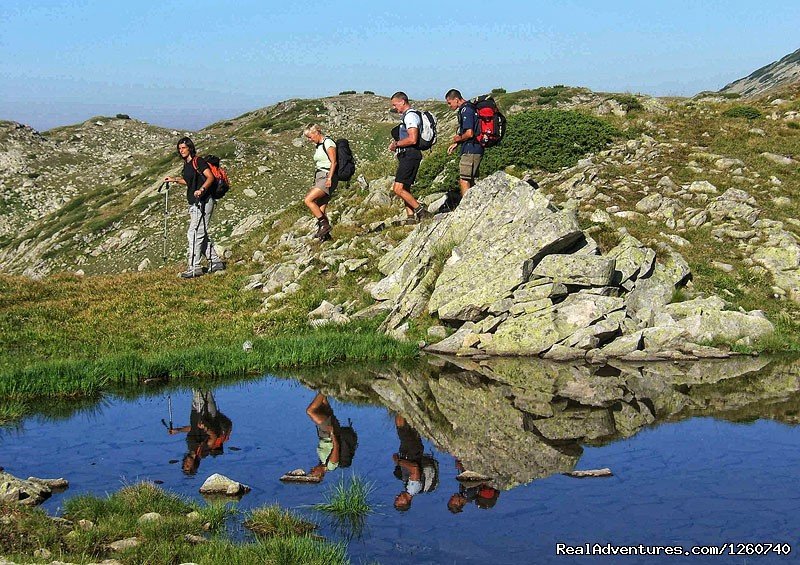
left=166, top=390, right=232, bottom=475
left=164, top=137, right=226, bottom=279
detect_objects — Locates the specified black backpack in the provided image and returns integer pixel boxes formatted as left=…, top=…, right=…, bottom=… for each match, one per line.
left=336, top=420, right=358, bottom=468
left=335, top=139, right=356, bottom=181
left=472, top=95, right=506, bottom=148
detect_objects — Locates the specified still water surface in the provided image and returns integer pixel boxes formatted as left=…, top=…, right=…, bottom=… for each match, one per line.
left=2, top=355, right=799, bottom=564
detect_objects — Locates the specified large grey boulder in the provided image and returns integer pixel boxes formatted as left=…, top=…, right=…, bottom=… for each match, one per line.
left=428, top=176, right=582, bottom=321
left=486, top=294, right=624, bottom=355
left=531, top=254, right=615, bottom=287
left=605, top=235, right=656, bottom=288
left=751, top=228, right=800, bottom=302
left=625, top=246, right=691, bottom=324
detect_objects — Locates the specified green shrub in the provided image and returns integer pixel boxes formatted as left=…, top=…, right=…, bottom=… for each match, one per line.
left=115, top=114, right=131, bottom=120
left=608, top=94, right=643, bottom=112
left=722, top=106, right=763, bottom=120
left=414, top=149, right=459, bottom=196
left=363, top=90, right=375, bottom=95
left=338, top=90, right=357, bottom=95
left=535, top=85, right=571, bottom=106
left=787, top=122, right=800, bottom=130
left=491, top=87, right=507, bottom=94
left=481, top=109, right=619, bottom=173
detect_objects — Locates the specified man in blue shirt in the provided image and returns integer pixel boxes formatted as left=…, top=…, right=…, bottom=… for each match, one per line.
left=445, top=89, right=484, bottom=196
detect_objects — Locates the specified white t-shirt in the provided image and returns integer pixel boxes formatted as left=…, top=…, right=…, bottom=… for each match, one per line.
left=314, top=137, right=336, bottom=170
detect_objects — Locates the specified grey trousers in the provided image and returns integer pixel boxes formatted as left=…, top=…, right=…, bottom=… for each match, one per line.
left=187, top=199, right=220, bottom=270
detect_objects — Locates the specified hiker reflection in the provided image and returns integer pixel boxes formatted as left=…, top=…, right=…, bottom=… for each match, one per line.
left=168, top=390, right=232, bottom=475
left=392, top=415, right=438, bottom=512
left=447, top=458, right=500, bottom=513
left=306, top=393, right=342, bottom=481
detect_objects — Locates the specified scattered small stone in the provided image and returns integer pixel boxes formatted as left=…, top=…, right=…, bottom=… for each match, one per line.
left=108, top=537, right=140, bottom=552
left=186, top=511, right=201, bottom=520
left=426, top=325, right=448, bottom=339
left=760, top=152, right=795, bottom=166
left=137, top=512, right=162, bottom=524
left=564, top=468, right=613, bottom=478
left=77, top=519, right=95, bottom=530
left=711, top=261, right=734, bottom=273
left=456, top=470, right=493, bottom=483
left=33, top=548, right=52, bottom=560
left=242, top=340, right=253, bottom=352
left=198, top=473, right=251, bottom=496
left=184, top=534, right=208, bottom=544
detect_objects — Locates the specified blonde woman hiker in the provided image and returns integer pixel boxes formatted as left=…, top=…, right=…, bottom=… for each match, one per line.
left=303, top=124, right=337, bottom=240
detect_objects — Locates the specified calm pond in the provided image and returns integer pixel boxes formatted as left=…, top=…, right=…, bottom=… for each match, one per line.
left=3, top=354, right=799, bottom=564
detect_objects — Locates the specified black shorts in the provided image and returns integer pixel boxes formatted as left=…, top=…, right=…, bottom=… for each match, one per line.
left=395, top=152, right=422, bottom=189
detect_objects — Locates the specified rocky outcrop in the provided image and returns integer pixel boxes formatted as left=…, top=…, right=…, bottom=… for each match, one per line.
left=721, top=47, right=800, bottom=98
left=0, top=472, right=67, bottom=506
left=371, top=172, right=774, bottom=359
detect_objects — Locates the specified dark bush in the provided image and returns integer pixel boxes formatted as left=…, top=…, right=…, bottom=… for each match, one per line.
left=115, top=114, right=131, bottom=120
left=338, top=90, right=357, bottom=95
left=481, top=109, right=619, bottom=173
left=491, top=88, right=507, bottom=94
left=608, top=94, right=643, bottom=112
left=414, top=149, right=459, bottom=196
left=787, top=122, right=800, bottom=130
left=722, top=106, right=763, bottom=120
left=363, top=90, right=375, bottom=95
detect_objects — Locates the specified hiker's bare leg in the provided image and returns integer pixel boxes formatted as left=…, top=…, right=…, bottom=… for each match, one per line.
left=304, top=188, right=329, bottom=219
left=459, top=178, right=474, bottom=196
left=306, top=393, right=332, bottom=424
left=392, top=181, right=418, bottom=216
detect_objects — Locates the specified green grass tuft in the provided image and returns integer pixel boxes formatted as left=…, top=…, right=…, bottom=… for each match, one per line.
left=312, top=475, right=375, bottom=520
left=245, top=505, right=318, bottom=538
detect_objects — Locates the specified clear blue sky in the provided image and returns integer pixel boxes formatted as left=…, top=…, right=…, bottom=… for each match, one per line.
left=1, top=0, right=797, bottom=131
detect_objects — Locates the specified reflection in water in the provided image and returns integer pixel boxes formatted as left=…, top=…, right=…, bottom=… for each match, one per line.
left=448, top=459, right=500, bottom=513
left=168, top=390, right=232, bottom=475
left=302, top=392, right=358, bottom=482
left=297, top=354, right=800, bottom=490
left=392, top=414, right=438, bottom=512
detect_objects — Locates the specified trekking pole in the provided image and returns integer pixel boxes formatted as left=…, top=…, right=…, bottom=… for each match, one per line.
left=189, top=202, right=201, bottom=275
left=158, top=181, right=170, bottom=264
left=161, top=394, right=173, bottom=431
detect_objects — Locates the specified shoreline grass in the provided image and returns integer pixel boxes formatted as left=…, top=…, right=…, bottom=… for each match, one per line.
left=1, top=482, right=349, bottom=565
left=0, top=328, right=417, bottom=407
left=0, top=267, right=418, bottom=424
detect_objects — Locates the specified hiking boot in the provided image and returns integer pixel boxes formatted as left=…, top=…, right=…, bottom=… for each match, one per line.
left=210, top=261, right=226, bottom=273
left=400, top=216, right=419, bottom=226
left=319, top=232, right=333, bottom=242
left=314, top=215, right=332, bottom=239
left=413, top=205, right=432, bottom=221
left=179, top=269, right=204, bottom=279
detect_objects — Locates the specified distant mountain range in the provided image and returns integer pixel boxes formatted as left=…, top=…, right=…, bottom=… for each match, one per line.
left=721, top=47, right=800, bottom=98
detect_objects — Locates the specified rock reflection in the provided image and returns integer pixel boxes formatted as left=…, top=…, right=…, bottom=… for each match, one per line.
left=167, top=389, right=232, bottom=475
left=296, top=355, right=800, bottom=490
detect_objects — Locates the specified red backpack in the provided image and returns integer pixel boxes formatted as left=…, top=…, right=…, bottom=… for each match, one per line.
left=471, top=95, right=507, bottom=148
left=192, top=155, right=231, bottom=199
